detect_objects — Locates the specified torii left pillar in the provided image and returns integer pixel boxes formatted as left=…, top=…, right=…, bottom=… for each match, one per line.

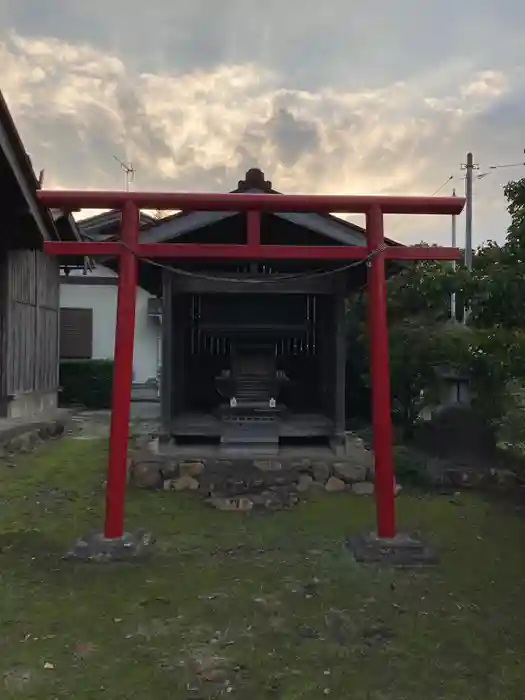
left=66, top=201, right=153, bottom=561
left=104, top=200, right=139, bottom=539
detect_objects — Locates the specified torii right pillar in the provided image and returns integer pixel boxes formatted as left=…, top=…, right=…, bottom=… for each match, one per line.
left=347, top=205, right=439, bottom=566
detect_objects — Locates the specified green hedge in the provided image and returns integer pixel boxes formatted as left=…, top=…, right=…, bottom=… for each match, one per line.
left=59, top=359, right=114, bottom=409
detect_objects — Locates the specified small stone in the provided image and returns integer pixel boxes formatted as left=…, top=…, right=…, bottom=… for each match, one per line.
left=43, top=662, right=55, bottom=670
left=179, top=461, right=205, bottom=478
left=351, top=482, right=375, bottom=496
left=172, top=475, right=200, bottom=491
left=333, top=461, right=367, bottom=483
left=312, top=462, right=331, bottom=483
left=325, top=477, right=346, bottom=492
left=297, top=474, right=314, bottom=492
left=209, top=497, right=253, bottom=512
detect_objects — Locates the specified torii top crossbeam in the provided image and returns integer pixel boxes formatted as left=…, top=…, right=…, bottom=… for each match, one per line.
left=39, top=189, right=463, bottom=215
left=38, top=187, right=465, bottom=544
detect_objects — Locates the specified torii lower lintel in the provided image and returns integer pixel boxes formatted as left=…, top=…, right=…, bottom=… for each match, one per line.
left=39, top=188, right=464, bottom=552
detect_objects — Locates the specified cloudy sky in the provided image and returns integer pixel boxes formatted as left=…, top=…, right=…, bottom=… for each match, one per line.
left=1, top=0, right=524, bottom=245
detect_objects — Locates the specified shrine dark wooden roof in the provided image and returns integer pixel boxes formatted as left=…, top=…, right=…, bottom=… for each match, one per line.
left=0, top=90, right=80, bottom=249
left=139, top=167, right=399, bottom=248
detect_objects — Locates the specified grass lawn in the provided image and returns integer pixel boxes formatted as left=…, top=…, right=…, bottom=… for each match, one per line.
left=2, top=438, right=525, bottom=699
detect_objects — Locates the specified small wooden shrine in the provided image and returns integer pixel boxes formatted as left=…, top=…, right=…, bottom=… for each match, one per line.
left=137, top=168, right=393, bottom=455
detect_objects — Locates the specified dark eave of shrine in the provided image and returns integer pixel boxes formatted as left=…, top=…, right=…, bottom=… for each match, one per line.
left=58, top=210, right=156, bottom=270
left=0, top=90, right=80, bottom=250
left=78, top=209, right=157, bottom=236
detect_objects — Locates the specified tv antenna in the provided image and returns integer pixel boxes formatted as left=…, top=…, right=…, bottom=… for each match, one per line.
left=113, top=155, right=136, bottom=191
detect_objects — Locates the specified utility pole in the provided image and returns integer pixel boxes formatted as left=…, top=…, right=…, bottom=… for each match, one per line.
left=450, top=188, right=457, bottom=321
left=461, top=152, right=478, bottom=270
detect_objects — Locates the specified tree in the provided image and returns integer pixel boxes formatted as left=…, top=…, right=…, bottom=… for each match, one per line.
left=468, top=177, right=525, bottom=329
left=347, top=178, right=525, bottom=440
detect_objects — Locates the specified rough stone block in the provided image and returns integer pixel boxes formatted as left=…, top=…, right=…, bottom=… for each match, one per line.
left=297, top=474, right=314, bottom=492
left=351, top=481, right=375, bottom=496
left=344, top=432, right=375, bottom=476
left=312, top=461, right=331, bottom=483
left=172, top=475, right=200, bottom=491
left=179, top=461, right=205, bottom=478
left=325, top=476, right=346, bottom=492
left=333, top=461, right=367, bottom=483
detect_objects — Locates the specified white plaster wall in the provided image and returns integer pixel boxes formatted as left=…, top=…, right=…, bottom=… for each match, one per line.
left=59, top=265, right=160, bottom=383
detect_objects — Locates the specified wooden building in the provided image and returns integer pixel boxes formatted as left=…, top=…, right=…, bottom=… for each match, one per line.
left=0, top=91, right=79, bottom=419
left=128, top=168, right=399, bottom=455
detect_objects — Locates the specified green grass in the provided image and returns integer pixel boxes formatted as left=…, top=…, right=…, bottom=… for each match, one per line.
left=2, top=439, right=525, bottom=699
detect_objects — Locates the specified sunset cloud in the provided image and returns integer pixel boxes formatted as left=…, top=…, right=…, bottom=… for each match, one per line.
left=1, top=1, right=524, bottom=244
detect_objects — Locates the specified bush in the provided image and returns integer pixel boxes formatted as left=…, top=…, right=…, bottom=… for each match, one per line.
left=495, top=381, right=525, bottom=454
left=393, top=445, right=432, bottom=486
left=59, top=359, right=114, bottom=409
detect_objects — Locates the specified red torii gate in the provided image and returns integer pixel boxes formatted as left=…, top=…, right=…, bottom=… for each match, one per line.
left=39, top=189, right=464, bottom=546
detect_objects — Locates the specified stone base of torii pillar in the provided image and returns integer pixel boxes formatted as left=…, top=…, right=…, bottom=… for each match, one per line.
left=346, top=531, right=439, bottom=567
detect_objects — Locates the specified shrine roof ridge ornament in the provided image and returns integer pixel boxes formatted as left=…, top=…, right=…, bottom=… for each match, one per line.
left=237, top=168, right=273, bottom=192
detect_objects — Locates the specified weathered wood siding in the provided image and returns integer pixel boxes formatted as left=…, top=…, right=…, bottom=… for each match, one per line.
left=0, top=249, right=7, bottom=407
left=0, top=249, right=59, bottom=406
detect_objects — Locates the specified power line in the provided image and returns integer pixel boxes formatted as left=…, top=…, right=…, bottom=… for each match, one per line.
left=489, top=160, right=525, bottom=171
left=431, top=175, right=454, bottom=196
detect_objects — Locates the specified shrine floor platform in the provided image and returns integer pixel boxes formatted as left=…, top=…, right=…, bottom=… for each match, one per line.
left=169, top=411, right=334, bottom=438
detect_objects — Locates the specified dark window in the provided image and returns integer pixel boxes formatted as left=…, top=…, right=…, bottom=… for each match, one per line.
left=59, top=307, right=93, bottom=359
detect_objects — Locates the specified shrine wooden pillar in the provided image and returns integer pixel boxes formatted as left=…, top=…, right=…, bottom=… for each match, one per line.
left=366, top=205, right=396, bottom=539
left=333, top=291, right=347, bottom=451
left=160, top=268, right=173, bottom=432
left=171, top=293, right=186, bottom=418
